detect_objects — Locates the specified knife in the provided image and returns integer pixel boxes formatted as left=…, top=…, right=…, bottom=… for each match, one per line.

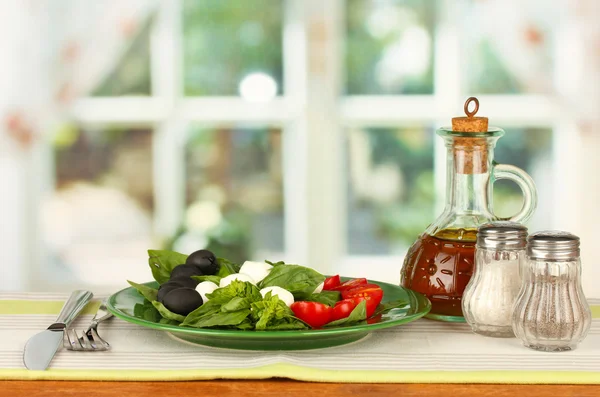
left=23, top=290, right=93, bottom=370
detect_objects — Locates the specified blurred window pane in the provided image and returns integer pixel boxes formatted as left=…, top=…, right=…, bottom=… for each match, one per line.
left=41, top=127, right=154, bottom=286
left=346, top=0, right=435, bottom=95
left=347, top=126, right=435, bottom=255
left=178, top=126, right=284, bottom=263
left=464, top=3, right=553, bottom=94
left=493, top=128, right=554, bottom=230
left=183, top=0, right=283, bottom=97
left=92, top=21, right=152, bottom=96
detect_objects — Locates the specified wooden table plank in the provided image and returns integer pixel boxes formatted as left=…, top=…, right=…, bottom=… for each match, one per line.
left=1, top=381, right=600, bottom=397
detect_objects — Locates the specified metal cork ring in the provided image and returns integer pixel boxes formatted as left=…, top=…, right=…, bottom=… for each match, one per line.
left=464, top=97, right=479, bottom=118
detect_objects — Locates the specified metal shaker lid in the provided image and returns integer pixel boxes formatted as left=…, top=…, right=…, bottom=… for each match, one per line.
left=527, top=230, right=580, bottom=261
left=477, top=221, right=528, bottom=250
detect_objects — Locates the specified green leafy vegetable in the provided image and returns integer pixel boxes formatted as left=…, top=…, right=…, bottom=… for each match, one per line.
left=216, top=257, right=241, bottom=277
left=181, top=281, right=260, bottom=328
left=258, top=264, right=326, bottom=300
left=183, top=309, right=251, bottom=328
left=221, top=297, right=252, bottom=312
left=265, top=260, right=286, bottom=267
left=152, top=301, right=186, bottom=322
left=148, top=250, right=188, bottom=284
left=192, top=275, right=222, bottom=285
left=324, top=300, right=367, bottom=327
left=372, top=299, right=409, bottom=317
left=251, top=293, right=309, bottom=331
left=128, top=280, right=158, bottom=302
left=134, top=301, right=162, bottom=322
left=306, top=291, right=341, bottom=306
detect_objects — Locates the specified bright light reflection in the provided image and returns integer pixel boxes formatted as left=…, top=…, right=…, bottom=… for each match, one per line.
left=238, top=72, right=277, bottom=102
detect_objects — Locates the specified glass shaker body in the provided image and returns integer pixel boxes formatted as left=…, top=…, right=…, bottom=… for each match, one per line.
left=512, top=231, right=592, bottom=352
left=462, top=222, right=527, bottom=337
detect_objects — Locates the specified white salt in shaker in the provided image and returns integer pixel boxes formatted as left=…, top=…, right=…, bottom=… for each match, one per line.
left=512, top=231, right=591, bottom=352
left=462, top=222, right=527, bottom=337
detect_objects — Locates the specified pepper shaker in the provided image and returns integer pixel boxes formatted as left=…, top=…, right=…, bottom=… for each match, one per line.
left=512, top=231, right=592, bottom=352
left=462, top=222, right=527, bottom=337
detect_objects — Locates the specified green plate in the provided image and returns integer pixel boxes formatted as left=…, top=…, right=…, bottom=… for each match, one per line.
left=106, top=278, right=431, bottom=351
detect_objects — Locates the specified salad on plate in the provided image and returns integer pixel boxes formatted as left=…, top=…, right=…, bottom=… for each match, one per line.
left=127, top=248, right=408, bottom=331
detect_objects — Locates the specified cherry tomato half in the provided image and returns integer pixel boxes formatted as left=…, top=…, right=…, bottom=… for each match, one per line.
left=323, top=275, right=341, bottom=291
left=341, top=284, right=383, bottom=318
left=331, top=278, right=368, bottom=292
left=331, top=299, right=358, bottom=321
left=290, top=301, right=333, bottom=328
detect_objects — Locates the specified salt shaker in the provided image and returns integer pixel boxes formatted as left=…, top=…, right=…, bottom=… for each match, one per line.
left=512, top=231, right=592, bottom=352
left=462, top=222, right=527, bottom=337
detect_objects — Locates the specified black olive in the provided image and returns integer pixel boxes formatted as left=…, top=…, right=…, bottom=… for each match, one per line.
left=157, top=280, right=188, bottom=303
left=162, top=288, right=203, bottom=316
left=170, top=276, right=199, bottom=288
left=186, top=250, right=219, bottom=275
left=170, top=263, right=204, bottom=279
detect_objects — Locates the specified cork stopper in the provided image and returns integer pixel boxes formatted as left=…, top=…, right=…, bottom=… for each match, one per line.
left=451, top=97, right=490, bottom=174
left=452, top=97, right=488, bottom=132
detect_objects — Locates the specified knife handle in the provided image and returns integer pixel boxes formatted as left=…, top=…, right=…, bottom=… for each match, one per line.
left=54, top=290, right=94, bottom=327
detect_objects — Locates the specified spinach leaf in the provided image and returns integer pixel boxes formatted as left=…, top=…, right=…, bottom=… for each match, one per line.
left=192, top=275, right=221, bottom=285
left=183, top=309, right=251, bottom=328
left=235, top=318, right=254, bottom=330
left=216, top=257, right=241, bottom=277
left=159, top=318, right=181, bottom=325
left=258, top=264, right=326, bottom=300
left=306, top=291, right=341, bottom=306
left=372, top=299, right=410, bottom=317
left=183, top=300, right=222, bottom=323
left=128, top=280, right=158, bottom=302
left=324, top=300, right=367, bottom=327
left=152, top=301, right=186, bottom=323
left=148, top=250, right=188, bottom=284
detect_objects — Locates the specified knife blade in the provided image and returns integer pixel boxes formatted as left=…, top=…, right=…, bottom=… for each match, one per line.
left=23, top=290, right=93, bottom=370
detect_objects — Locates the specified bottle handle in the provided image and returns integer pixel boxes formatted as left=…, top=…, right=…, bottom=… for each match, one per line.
left=491, top=163, right=538, bottom=224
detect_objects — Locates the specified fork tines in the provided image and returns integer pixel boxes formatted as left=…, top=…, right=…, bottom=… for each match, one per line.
left=65, top=329, right=110, bottom=351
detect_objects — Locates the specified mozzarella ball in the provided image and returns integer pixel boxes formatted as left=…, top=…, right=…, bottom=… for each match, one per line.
left=219, top=273, right=256, bottom=288
left=313, top=281, right=324, bottom=294
left=260, top=286, right=295, bottom=307
left=239, top=261, right=273, bottom=283
left=195, top=281, right=218, bottom=302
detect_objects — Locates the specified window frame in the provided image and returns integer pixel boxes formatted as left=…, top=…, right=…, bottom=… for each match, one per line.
left=23, top=0, right=593, bottom=295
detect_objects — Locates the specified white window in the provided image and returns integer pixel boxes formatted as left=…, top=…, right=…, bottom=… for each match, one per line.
left=18, top=0, right=599, bottom=297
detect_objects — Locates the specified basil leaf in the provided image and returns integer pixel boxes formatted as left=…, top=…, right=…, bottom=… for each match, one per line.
left=264, top=318, right=308, bottom=330
left=216, top=257, right=241, bottom=277
left=182, top=300, right=222, bottom=325
left=148, top=250, right=188, bottom=284
left=192, top=275, right=222, bottom=285
left=221, top=297, right=252, bottom=312
left=159, top=318, right=181, bottom=325
left=324, top=300, right=367, bottom=327
left=206, top=280, right=261, bottom=304
left=128, top=280, right=158, bottom=302
left=251, top=294, right=309, bottom=330
left=306, top=291, right=341, bottom=306
left=372, top=299, right=409, bottom=317
left=183, top=309, right=251, bottom=328
left=265, top=260, right=286, bottom=267
left=151, top=301, right=186, bottom=323
left=235, top=318, right=254, bottom=330
left=258, top=264, right=326, bottom=300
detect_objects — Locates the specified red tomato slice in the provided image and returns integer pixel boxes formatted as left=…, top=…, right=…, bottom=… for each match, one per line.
left=331, top=278, right=368, bottom=292
left=323, top=275, right=341, bottom=291
left=331, top=299, right=358, bottom=321
left=290, top=301, right=333, bottom=328
left=341, top=284, right=383, bottom=318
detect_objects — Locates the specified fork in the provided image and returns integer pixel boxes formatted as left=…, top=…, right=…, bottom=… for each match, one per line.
left=65, top=300, right=113, bottom=351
